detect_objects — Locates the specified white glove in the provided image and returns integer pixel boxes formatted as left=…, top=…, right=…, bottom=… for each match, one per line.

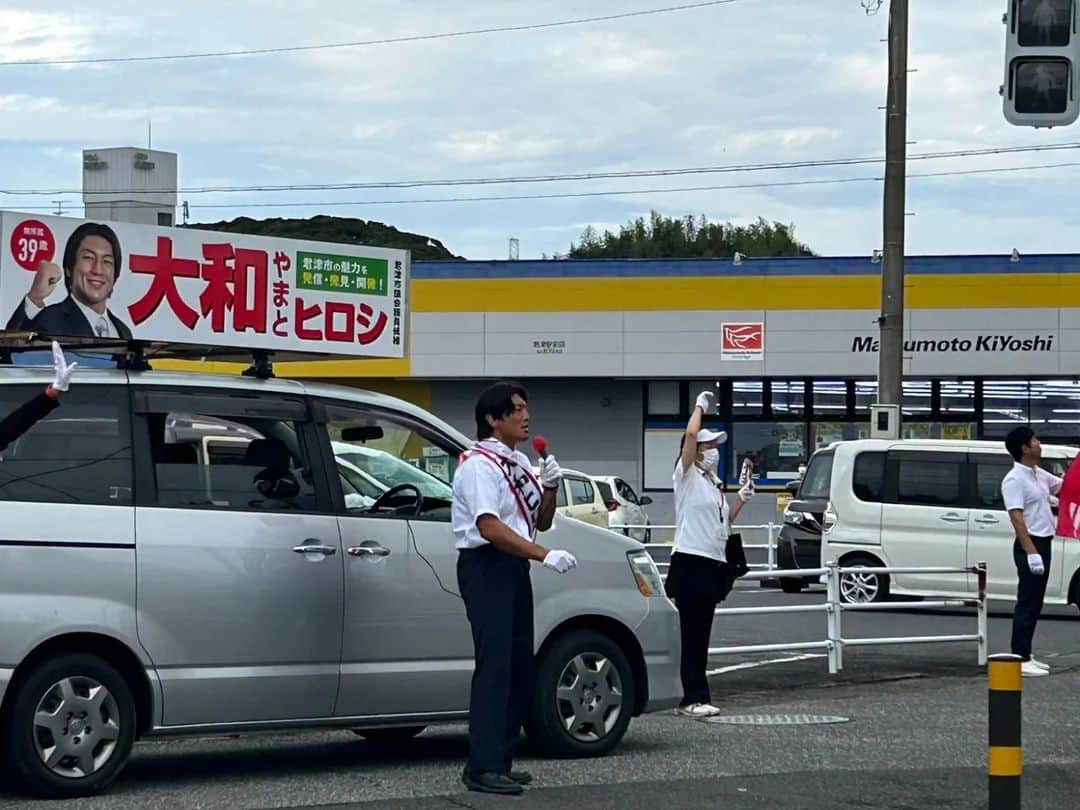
left=738, top=483, right=755, bottom=503
left=543, top=549, right=577, bottom=574
left=1027, top=553, right=1046, bottom=576
left=695, top=390, right=715, bottom=414
left=51, top=341, right=76, bottom=392
left=540, top=455, right=563, bottom=490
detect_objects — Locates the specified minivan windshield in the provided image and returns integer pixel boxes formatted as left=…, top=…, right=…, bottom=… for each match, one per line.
left=798, top=451, right=834, bottom=500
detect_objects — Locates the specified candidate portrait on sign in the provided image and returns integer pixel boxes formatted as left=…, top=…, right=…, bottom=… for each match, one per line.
left=6, top=222, right=133, bottom=340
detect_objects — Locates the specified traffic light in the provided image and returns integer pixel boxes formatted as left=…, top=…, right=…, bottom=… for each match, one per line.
left=1002, top=0, right=1080, bottom=127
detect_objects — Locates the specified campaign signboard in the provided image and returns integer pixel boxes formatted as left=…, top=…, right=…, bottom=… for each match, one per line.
left=0, top=211, right=409, bottom=359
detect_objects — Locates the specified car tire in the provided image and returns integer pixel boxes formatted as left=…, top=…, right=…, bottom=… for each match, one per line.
left=352, top=726, right=426, bottom=744
left=838, top=555, right=890, bottom=604
left=780, top=578, right=805, bottom=594
left=3, top=653, right=137, bottom=798
left=526, top=629, right=635, bottom=759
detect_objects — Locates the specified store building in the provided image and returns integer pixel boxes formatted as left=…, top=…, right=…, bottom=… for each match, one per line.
left=169, top=253, right=1080, bottom=525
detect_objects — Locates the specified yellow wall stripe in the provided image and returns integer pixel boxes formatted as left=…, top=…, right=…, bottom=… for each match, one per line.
left=412, top=273, right=1080, bottom=312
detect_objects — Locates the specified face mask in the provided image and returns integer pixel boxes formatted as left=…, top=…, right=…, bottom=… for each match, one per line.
left=701, top=448, right=720, bottom=470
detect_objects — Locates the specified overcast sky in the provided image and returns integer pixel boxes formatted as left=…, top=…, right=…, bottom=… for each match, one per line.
left=0, top=1, right=1075, bottom=260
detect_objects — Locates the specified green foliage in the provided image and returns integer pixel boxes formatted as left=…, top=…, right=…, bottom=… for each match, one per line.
left=567, top=211, right=814, bottom=259
left=187, top=215, right=462, bottom=261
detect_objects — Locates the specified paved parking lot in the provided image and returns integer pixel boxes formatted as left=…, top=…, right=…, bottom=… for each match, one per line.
left=3, top=586, right=1078, bottom=809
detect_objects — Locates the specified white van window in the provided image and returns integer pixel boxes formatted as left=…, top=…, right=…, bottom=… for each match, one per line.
left=852, top=452, right=886, bottom=503
left=798, top=451, right=833, bottom=500
left=568, top=476, right=595, bottom=506
left=974, top=459, right=1012, bottom=510
left=894, top=455, right=963, bottom=507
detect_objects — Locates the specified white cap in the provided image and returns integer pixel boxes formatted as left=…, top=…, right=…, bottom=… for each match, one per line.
left=696, top=428, right=727, bottom=445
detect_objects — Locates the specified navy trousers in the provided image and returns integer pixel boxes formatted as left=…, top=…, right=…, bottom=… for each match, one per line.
left=457, top=545, right=535, bottom=775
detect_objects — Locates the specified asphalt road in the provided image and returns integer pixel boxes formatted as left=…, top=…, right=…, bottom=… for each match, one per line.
left=3, top=586, right=1078, bottom=809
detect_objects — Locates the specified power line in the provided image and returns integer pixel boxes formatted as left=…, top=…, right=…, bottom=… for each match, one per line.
left=23, top=159, right=1080, bottom=212
left=7, top=141, right=1080, bottom=197
left=0, top=0, right=742, bottom=67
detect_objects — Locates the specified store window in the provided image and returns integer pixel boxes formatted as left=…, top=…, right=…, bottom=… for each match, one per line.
left=770, top=380, right=806, bottom=417
left=940, top=380, right=975, bottom=415
left=855, top=380, right=932, bottom=416
left=812, top=380, right=849, bottom=418
left=646, top=381, right=680, bottom=415
left=731, top=422, right=806, bottom=482
left=1029, top=380, right=1080, bottom=438
left=732, top=380, right=764, bottom=417
left=812, top=422, right=865, bottom=452
left=983, top=380, right=1029, bottom=438
left=901, top=423, right=975, bottom=440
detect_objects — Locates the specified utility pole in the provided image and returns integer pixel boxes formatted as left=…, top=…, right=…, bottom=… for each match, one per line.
left=877, top=0, right=908, bottom=419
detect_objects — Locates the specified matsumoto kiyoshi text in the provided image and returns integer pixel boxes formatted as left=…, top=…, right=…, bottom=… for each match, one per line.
left=852, top=335, right=1055, bottom=353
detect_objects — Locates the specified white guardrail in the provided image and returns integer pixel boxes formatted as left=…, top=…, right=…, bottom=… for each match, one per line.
left=612, top=522, right=781, bottom=574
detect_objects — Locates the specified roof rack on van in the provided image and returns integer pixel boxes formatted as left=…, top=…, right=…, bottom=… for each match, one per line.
left=0, top=332, right=289, bottom=379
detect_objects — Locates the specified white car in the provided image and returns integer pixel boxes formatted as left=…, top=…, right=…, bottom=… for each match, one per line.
left=592, top=475, right=653, bottom=542
left=536, top=466, right=611, bottom=531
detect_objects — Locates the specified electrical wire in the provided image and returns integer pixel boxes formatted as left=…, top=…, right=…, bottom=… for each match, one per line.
left=16, top=158, right=1080, bottom=213
left=0, top=1, right=742, bottom=67
left=8, top=141, right=1080, bottom=197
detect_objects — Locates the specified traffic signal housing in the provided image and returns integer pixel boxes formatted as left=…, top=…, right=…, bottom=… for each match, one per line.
left=1003, top=0, right=1080, bottom=127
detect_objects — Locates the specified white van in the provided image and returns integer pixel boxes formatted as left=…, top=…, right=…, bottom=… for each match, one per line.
left=810, top=439, right=1079, bottom=604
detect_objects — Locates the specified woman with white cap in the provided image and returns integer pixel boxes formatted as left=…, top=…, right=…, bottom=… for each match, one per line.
left=664, top=389, right=753, bottom=717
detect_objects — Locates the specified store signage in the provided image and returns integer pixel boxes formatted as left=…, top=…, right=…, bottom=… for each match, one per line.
left=721, top=322, right=764, bottom=360
left=851, top=335, right=1055, bottom=354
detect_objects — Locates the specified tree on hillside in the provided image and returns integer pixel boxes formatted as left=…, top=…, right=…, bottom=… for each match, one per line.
left=567, top=211, right=814, bottom=259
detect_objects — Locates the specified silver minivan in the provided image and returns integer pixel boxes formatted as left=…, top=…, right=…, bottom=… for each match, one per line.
left=0, top=366, right=680, bottom=797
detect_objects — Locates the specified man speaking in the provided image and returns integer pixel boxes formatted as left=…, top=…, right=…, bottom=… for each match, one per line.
left=452, top=381, right=577, bottom=796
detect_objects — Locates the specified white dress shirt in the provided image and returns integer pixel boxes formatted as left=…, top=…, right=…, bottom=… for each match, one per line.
left=672, top=460, right=730, bottom=563
left=452, top=439, right=543, bottom=550
left=22, top=295, right=118, bottom=338
left=1001, top=461, right=1063, bottom=537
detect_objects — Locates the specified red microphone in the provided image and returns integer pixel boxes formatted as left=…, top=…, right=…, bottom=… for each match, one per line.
left=532, top=435, right=549, bottom=459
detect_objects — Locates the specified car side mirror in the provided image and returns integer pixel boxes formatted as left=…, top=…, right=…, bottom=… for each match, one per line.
left=785, top=481, right=800, bottom=495
left=640, top=496, right=653, bottom=506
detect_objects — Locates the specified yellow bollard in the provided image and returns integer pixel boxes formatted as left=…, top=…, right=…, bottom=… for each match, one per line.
left=988, top=654, right=1022, bottom=810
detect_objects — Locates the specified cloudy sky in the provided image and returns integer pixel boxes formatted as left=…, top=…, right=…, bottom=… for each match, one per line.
left=0, top=1, right=1074, bottom=260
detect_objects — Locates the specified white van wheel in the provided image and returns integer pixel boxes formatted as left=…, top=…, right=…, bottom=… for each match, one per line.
left=838, top=556, right=890, bottom=604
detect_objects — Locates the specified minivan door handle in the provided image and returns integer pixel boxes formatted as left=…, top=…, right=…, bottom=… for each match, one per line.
left=939, top=513, right=966, bottom=523
left=974, top=516, right=1001, bottom=525
left=292, top=543, right=337, bottom=556
left=347, top=544, right=391, bottom=557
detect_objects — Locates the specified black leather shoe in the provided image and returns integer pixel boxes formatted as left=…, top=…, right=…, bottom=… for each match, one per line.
left=508, top=770, right=533, bottom=785
left=461, top=770, right=525, bottom=795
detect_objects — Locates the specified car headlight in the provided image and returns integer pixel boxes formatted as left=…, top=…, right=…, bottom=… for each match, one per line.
left=627, top=550, right=665, bottom=598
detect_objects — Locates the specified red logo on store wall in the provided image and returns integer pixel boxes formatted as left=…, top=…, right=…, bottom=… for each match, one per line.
left=9, top=220, right=56, bottom=271
left=722, top=322, right=764, bottom=353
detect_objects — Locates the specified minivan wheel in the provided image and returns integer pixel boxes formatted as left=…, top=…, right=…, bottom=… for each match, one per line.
left=839, top=556, right=890, bottom=604
left=4, top=653, right=136, bottom=798
left=352, top=726, right=425, bottom=744
left=526, top=629, right=635, bottom=758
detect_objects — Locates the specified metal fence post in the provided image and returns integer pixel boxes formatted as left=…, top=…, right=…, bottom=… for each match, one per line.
left=988, top=654, right=1022, bottom=810
left=976, top=562, right=988, bottom=667
left=824, top=560, right=840, bottom=674
left=766, top=522, right=776, bottom=573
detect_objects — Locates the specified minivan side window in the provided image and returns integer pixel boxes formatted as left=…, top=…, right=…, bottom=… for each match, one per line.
left=0, top=385, right=132, bottom=506
left=568, top=476, right=594, bottom=506
left=889, top=452, right=963, bottom=507
left=974, top=459, right=1012, bottom=510
left=798, top=451, right=834, bottom=500
left=852, top=452, right=886, bottom=503
left=139, top=397, right=319, bottom=513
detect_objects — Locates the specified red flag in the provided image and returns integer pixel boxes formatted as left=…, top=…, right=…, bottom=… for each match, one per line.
left=1055, top=454, right=1080, bottom=539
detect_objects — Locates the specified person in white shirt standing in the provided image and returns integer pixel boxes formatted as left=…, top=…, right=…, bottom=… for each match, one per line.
left=665, top=389, right=753, bottom=717
left=452, top=382, right=577, bottom=795
left=1002, top=426, right=1062, bottom=678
